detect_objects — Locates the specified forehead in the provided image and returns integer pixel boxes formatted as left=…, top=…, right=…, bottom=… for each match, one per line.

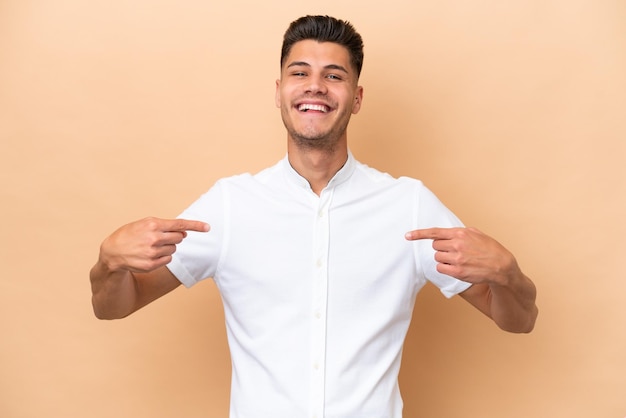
left=283, top=40, right=352, bottom=70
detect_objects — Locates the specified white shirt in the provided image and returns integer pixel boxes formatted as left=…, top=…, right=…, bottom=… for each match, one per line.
left=167, top=152, right=471, bottom=418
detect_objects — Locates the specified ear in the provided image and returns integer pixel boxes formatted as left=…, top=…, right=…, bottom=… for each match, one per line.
left=275, top=79, right=281, bottom=108
left=352, top=86, right=364, bottom=114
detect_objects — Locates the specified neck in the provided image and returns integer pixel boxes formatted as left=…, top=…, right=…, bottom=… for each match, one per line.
left=287, top=140, right=348, bottom=195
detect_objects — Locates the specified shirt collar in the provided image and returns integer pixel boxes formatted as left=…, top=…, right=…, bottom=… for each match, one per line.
left=282, top=150, right=356, bottom=191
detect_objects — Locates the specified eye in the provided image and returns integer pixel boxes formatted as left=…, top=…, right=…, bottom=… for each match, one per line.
left=326, top=74, right=342, bottom=80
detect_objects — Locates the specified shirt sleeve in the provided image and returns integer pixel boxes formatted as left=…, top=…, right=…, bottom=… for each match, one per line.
left=166, top=181, right=225, bottom=288
left=413, top=181, right=472, bottom=298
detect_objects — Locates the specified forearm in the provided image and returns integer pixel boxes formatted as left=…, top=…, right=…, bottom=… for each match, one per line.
left=488, top=269, right=538, bottom=333
left=90, top=260, right=139, bottom=320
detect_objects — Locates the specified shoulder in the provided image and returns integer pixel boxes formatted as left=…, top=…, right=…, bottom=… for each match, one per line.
left=352, top=159, right=425, bottom=191
left=206, top=159, right=291, bottom=207
left=212, top=158, right=283, bottom=188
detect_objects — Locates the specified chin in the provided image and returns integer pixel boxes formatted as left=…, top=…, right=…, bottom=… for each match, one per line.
left=293, top=134, right=343, bottom=153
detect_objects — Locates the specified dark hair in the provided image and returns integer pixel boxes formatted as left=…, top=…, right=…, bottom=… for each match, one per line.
left=280, top=15, right=364, bottom=77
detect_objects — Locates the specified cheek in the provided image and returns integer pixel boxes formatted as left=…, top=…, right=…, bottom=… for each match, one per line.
left=276, top=86, right=296, bottom=109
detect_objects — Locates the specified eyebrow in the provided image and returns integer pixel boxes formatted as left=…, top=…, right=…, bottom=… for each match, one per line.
left=286, top=61, right=349, bottom=74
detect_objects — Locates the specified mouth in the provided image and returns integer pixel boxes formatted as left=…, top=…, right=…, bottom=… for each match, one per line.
left=297, top=103, right=331, bottom=113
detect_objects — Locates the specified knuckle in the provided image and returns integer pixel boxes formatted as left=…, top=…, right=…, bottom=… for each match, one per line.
left=143, top=247, right=160, bottom=260
left=143, top=217, right=160, bottom=231
left=453, top=253, right=467, bottom=264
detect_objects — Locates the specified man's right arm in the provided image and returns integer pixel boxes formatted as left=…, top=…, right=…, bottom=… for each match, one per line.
left=89, top=217, right=210, bottom=319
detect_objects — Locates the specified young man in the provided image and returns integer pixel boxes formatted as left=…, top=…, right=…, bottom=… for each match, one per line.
left=90, top=15, right=538, bottom=418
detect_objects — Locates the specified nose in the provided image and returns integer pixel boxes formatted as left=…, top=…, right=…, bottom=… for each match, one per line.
left=304, top=74, right=328, bottom=95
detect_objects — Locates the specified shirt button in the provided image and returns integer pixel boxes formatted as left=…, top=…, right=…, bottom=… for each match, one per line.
left=314, top=311, right=321, bottom=319
left=313, top=362, right=320, bottom=370
left=316, top=258, right=322, bottom=267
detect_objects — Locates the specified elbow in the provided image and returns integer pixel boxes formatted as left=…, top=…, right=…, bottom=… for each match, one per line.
left=524, top=305, right=540, bottom=333
left=498, top=305, right=539, bottom=334
left=521, top=303, right=540, bottom=333
left=92, top=309, right=130, bottom=321
left=92, top=308, right=116, bottom=321
left=92, top=305, right=118, bottom=321
left=91, top=297, right=131, bottom=320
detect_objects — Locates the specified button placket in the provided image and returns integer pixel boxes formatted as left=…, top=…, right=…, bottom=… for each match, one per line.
left=309, top=189, right=332, bottom=418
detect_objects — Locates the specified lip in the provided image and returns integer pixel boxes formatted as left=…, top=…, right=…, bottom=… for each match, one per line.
left=294, top=100, right=334, bottom=113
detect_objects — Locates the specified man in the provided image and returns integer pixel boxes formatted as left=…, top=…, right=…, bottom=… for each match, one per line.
left=90, top=15, right=538, bottom=418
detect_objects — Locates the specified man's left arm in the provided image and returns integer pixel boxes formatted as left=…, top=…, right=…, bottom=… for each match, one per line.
left=405, top=227, right=538, bottom=333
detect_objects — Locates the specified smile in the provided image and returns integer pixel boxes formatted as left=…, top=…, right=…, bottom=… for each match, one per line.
left=298, top=103, right=330, bottom=113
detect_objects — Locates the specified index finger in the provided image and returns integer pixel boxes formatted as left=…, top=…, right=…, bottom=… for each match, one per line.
left=164, top=218, right=210, bottom=233
left=405, top=227, right=456, bottom=241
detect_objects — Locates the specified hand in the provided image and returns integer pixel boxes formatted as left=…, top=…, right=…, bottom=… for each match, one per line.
left=405, top=227, right=518, bottom=286
left=99, top=217, right=210, bottom=273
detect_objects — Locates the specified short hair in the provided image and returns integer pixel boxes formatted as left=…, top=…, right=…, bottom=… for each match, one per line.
left=280, top=15, right=364, bottom=78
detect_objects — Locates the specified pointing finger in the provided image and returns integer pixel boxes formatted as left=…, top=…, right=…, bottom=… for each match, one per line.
left=175, top=219, right=210, bottom=233
left=162, top=218, right=210, bottom=233
left=405, top=227, right=456, bottom=241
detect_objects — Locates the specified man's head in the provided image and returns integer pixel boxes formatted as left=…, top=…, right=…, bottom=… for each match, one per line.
left=281, top=15, right=364, bottom=79
left=276, top=16, right=364, bottom=153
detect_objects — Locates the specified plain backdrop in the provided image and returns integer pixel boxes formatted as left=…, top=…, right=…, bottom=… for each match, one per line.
left=1, top=1, right=625, bottom=417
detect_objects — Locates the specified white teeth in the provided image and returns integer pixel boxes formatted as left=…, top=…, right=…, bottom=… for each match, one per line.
left=298, top=104, right=328, bottom=113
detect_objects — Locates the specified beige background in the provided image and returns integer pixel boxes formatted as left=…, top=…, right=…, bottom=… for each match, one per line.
left=1, top=0, right=625, bottom=417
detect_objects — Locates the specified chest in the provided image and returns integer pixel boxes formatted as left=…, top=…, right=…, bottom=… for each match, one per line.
left=215, top=189, right=419, bottom=308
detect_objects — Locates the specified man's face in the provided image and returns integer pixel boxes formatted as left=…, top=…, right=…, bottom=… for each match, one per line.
left=275, top=40, right=363, bottom=150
